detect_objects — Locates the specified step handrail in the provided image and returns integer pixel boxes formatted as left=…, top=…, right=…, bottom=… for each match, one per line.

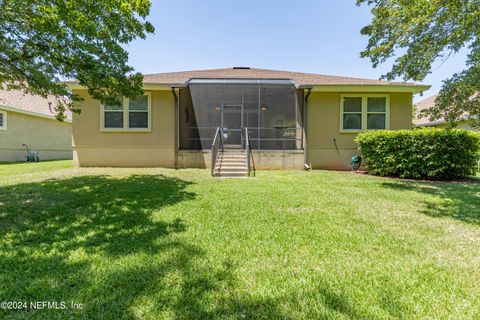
left=244, top=127, right=255, bottom=177
left=211, top=127, right=223, bottom=176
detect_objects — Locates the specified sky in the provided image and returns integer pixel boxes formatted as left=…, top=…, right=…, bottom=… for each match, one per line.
left=126, top=0, right=469, bottom=102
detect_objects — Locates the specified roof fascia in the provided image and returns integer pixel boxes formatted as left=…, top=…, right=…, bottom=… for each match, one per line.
left=0, top=105, right=72, bottom=123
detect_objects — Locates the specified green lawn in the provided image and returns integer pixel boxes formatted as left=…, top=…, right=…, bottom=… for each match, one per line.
left=0, top=161, right=479, bottom=319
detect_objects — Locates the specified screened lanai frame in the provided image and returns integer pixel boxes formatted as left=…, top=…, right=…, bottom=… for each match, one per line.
left=179, top=79, right=304, bottom=150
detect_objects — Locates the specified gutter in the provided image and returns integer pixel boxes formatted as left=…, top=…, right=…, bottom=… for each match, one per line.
left=303, top=87, right=312, bottom=168
left=309, top=84, right=430, bottom=94
left=64, top=81, right=185, bottom=91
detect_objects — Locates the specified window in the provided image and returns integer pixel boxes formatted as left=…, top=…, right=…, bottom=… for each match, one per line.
left=340, top=94, right=389, bottom=132
left=129, top=95, right=149, bottom=128
left=101, top=93, right=151, bottom=131
left=104, top=99, right=124, bottom=128
left=342, top=97, right=362, bottom=130
left=0, top=111, right=6, bottom=130
left=367, top=97, right=387, bottom=129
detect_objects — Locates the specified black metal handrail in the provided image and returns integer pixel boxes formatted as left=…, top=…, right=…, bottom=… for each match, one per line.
left=211, top=127, right=223, bottom=176
left=244, top=127, right=255, bottom=177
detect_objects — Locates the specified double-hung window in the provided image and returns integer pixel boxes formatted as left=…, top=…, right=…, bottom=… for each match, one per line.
left=342, top=97, right=363, bottom=130
left=340, top=94, right=389, bottom=132
left=0, top=110, right=6, bottom=130
left=103, top=98, right=124, bottom=129
left=366, top=97, right=387, bottom=130
left=101, top=93, right=151, bottom=131
left=128, top=95, right=149, bottom=128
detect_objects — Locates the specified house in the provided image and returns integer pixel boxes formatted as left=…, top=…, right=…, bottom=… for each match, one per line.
left=0, top=90, right=72, bottom=162
left=414, top=94, right=478, bottom=130
left=68, top=67, right=429, bottom=174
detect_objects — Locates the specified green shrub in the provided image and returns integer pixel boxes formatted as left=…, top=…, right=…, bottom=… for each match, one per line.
left=355, top=128, right=480, bottom=180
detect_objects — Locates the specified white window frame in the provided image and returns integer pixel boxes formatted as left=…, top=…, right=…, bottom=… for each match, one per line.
left=340, top=94, right=390, bottom=133
left=100, top=92, right=151, bottom=132
left=0, top=110, right=6, bottom=130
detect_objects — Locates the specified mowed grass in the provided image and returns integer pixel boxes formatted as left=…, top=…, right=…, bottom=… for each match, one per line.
left=0, top=161, right=479, bottom=319
left=0, top=160, right=72, bottom=179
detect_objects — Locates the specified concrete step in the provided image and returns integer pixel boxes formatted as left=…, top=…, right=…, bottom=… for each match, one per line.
left=218, top=157, right=246, bottom=161
left=219, top=169, right=248, bottom=172
left=216, top=160, right=247, bottom=164
left=215, top=167, right=247, bottom=172
left=221, top=149, right=245, bottom=152
left=214, top=147, right=249, bottom=178
left=220, top=158, right=247, bottom=162
left=218, top=161, right=246, bottom=165
left=220, top=154, right=247, bottom=158
left=215, top=161, right=247, bottom=167
left=220, top=152, right=246, bottom=156
left=217, top=171, right=248, bottom=177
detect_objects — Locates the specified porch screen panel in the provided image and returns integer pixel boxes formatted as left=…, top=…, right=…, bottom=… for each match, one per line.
left=187, top=84, right=222, bottom=149
left=222, top=85, right=242, bottom=105
left=243, top=85, right=259, bottom=149
left=259, top=85, right=298, bottom=150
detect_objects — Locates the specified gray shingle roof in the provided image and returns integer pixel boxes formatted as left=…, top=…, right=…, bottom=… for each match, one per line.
left=414, top=94, right=475, bottom=126
left=0, top=90, right=71, bottom=120
left=142, top=67, right=422, bottom=87
left=414, top=95, right=438, bottom=125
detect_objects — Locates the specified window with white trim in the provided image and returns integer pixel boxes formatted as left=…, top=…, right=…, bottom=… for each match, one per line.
left=101, top=93, right=151, bottom=130
left=367, top=97, right=387, bottom=129
left=103, top=98, right=124, bottom=128
left=0, top=111, right=6, bottom=130
left=340, top=94, right=389, bottom=132
left=342, top=97, right=362, bottom=130
left=128, top=95, right=149, bottom=128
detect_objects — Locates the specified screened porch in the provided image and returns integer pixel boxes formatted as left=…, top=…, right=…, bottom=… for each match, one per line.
left=179, top=79, right=304, bottom=150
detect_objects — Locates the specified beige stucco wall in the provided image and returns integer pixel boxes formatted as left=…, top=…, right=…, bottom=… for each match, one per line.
left=73, top=89, right=414, bottom=170
left=0, top=110, right=72, bottom=162
left=306, top=92, right=413, bottom=169
left=72, top=89, right=176, bottom=167
left=426, top=119, right=479, bottom=131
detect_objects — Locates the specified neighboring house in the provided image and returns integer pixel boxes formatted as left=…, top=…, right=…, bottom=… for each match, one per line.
left=68, top=67, right=429, bottom=170
left=0, top=90, right=72, bottom=162
left=414, top=94, right=478, bottom=130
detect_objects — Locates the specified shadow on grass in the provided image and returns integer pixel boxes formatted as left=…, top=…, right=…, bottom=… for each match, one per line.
left=381, top=178, right=480, bottom=225
left=0, top=174, right=290, bottom=319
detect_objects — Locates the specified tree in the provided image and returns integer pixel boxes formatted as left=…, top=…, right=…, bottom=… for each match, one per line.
left=357, top=0, right=480, bottom=127
left=0, top=0, right=154, bottom=120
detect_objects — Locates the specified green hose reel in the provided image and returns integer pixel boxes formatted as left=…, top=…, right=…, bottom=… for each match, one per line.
left=351, top=155, right=362, bottom=171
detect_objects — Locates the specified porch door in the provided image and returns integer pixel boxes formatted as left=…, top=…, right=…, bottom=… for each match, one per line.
left=221, top=105, right=243, bottom=146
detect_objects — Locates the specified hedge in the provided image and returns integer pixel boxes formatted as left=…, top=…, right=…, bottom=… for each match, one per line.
left=355, top=128, right=480, bottom=180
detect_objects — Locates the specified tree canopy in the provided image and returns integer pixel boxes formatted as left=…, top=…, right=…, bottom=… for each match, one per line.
left=0, top=0, right=154, bottom=120
left=357, top=0, right=480, bottom=127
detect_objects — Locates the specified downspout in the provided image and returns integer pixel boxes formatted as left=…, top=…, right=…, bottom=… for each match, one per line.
left=303, top=87, right=312, bottom=168
left=171, top=87, right=179, bottom=169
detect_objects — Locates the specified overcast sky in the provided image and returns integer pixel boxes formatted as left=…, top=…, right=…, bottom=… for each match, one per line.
left=126, top=0, right=469, bottom=102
